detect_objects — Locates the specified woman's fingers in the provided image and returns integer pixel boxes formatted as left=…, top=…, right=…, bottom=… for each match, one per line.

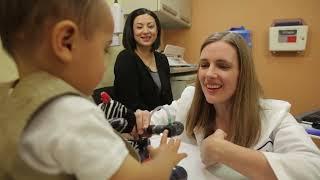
left=134, top=109, right=151, bottom=134
left=210, top=129, right=227, bottom=139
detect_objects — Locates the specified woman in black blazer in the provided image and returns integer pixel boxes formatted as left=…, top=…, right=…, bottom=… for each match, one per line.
left=113, top=8, right=173, bottom=111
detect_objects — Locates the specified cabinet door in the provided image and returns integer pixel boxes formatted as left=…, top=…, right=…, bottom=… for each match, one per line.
left=177, top=0, right=191, bottom=24
left=122, top=0, right=190, bottom=28
left=122, top=0, right=159, bottom=14
left=160, top=0, right=178, bottom=16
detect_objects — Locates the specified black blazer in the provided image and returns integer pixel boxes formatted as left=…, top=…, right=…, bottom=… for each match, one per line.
left=114, top=49, right=173, bottom=111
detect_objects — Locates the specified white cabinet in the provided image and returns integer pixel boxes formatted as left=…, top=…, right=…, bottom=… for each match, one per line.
left=177, top=0, right=191, bottom=25
left=122, top=0, right=191, bottom=28
left=170, top=73, right=196, bottom=100
left=170, top=74, right=196, bottom=100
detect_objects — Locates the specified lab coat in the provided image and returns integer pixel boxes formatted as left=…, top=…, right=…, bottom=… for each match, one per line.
left=151, top=86, right=320, bottom=180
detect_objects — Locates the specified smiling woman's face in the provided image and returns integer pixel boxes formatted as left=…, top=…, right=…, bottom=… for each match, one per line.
left=198, top=41, right=239, bottom=105
left=133, top=14, right=158, bottom=48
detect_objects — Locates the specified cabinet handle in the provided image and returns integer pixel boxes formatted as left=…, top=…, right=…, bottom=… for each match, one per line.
left=180, top=15, right=190, bottom=24
left=161, top=4, right=178, bottom=16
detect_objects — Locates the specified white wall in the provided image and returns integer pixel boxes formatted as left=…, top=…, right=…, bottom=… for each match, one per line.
left=97, top=0, right=125, bottom=88
left=0, top=43, right=18, bottom=83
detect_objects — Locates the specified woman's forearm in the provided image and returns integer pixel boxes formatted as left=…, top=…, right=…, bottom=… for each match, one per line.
left=214, top=139, right=277, bottom=180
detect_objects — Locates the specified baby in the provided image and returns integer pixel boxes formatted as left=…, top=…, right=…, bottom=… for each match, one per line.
left=0, top=0, right=186, bottom=179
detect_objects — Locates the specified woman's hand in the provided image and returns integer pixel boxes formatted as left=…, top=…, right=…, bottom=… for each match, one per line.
left=132, top=109, right=151, bottom=137
left=200, top=129, right=227, bottom=167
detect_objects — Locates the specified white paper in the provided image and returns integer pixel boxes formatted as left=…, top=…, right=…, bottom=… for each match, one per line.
left=150, top=135, right=247, bottom=180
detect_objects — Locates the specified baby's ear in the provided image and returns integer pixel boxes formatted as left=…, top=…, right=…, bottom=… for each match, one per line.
left=51, top=20, right=78, bottom=64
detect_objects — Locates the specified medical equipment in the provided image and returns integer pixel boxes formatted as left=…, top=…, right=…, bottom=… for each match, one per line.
left=269, top=19, right=308, bottom=52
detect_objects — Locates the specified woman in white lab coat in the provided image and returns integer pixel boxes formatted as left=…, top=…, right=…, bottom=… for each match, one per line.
left=150, top=32, right=320, bottom=179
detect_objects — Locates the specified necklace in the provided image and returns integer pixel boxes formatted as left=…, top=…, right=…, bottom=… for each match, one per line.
left=135, top=50, right=157, bottom=72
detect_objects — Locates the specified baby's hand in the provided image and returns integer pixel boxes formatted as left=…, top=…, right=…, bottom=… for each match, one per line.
left=147, top=130, right=187, bottom=167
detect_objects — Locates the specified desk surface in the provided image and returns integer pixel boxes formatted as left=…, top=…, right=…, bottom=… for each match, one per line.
left=170, top=66, right=198, bottom=74
left=150, top=136, right=247, bottom=180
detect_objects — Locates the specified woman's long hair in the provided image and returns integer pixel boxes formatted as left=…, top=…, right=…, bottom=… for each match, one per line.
left=186, top=32, right=263, bottom=147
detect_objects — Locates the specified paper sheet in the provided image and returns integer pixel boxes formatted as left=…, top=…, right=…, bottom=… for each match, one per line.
left=150, top=135, right=247, bottom=180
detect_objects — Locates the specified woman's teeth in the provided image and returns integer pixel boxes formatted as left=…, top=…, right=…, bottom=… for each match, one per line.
left=207, top=84, right=222, bottom=89
left=142, top=36, right=150, bottom=40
